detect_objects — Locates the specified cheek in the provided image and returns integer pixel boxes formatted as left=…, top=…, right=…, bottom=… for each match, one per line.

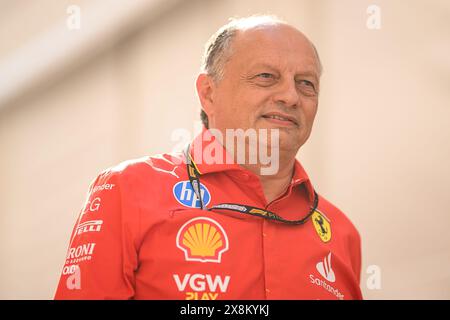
left=213, top=99, right=244, bottom=128
left=213, top=92, right=235, bottom=117
left=215, top=84, right=272, bottom=125
left=216, top=84, right=241, bottom=111
left=302, top=99, right=319, bottom=123
left=237, top=91, right=273, bottom=121
left=224, top=92, right=260, bottom=119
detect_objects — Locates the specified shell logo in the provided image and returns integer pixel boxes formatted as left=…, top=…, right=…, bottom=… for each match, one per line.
left=176, top=217, right=229, bottom=263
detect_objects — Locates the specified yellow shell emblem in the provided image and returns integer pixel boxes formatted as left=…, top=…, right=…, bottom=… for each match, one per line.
left=312, top=210, right=332, bottom=243
left=176, top=217, right=229, bottom=263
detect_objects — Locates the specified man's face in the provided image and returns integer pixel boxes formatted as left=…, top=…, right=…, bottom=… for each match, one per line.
left=204, top=24, right=320, bottom=153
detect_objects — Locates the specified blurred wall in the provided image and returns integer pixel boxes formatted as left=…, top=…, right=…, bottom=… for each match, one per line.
left=0, top=0, right=449, bottom=299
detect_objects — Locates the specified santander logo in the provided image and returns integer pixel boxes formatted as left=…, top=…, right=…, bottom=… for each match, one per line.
left=316, top=252, right=336, bottom=283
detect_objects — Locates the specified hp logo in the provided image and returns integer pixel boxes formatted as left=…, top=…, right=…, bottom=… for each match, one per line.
left=173, top=181, right=211, bottom=208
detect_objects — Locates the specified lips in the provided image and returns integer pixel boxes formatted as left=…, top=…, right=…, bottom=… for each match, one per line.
left=261, top=112, right=299, bottom=126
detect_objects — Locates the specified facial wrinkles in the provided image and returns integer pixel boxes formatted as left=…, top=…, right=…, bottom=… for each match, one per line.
left=214, top=26, right=319, bottom=132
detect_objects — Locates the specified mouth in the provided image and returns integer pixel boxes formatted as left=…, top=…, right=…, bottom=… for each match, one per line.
left=261, top=112, right=299, bottom=127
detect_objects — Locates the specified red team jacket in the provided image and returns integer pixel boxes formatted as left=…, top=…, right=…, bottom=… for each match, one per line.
left=55, top=130, right=363, bottom=300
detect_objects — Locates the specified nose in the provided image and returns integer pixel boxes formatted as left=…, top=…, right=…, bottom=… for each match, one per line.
left=272, top=78, right=300, bottom=108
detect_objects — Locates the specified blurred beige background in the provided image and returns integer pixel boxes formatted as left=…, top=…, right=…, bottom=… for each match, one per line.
left=0, top=0, right=449, bottom=299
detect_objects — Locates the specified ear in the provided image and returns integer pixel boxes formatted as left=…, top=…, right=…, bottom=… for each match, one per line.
left=196, top=73, right=216, bottom=118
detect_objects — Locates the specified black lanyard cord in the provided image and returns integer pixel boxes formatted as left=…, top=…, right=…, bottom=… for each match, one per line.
left=184, top=144, right=319, bottom=225
left=185, top=145, right=205, bottom=210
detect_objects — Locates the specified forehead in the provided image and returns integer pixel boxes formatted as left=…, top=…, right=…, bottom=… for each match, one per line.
left=229, top=24, right=319, bottom=74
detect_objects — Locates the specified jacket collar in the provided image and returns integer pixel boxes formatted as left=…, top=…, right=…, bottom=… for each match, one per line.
left=188, top=128, right=315, bottom=202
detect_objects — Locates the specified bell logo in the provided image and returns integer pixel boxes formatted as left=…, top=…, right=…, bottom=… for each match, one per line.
left=316, top=252, right=336, bottom=283
left=176, top=217, right=229, bottom=263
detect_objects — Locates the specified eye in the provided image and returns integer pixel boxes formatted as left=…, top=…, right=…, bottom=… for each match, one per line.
left=252, top=72, right=277, bottom=87
left=296, top=79, right=317, bottom=96
left=257, top=73, right=274, bottom=79
left=298, top=80, right=315, bottom=88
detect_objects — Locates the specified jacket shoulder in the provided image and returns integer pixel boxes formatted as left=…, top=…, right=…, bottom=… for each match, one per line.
left=317, top=194, right=361, bottom=241
left=94, top=151, right=185, bottom=182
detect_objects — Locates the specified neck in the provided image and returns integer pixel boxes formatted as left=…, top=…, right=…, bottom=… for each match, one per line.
left=208, top=128, right=297, bottom=203
left=240, top=150, right=296, bottom=204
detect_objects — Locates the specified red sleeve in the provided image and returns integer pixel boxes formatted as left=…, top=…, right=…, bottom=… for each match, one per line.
left=54, top=169, right=139, bottom=299
left=350, top=229, right=362, bottom=286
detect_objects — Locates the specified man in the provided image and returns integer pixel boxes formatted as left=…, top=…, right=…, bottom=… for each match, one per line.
left=55, top=15, right=362, bottom=300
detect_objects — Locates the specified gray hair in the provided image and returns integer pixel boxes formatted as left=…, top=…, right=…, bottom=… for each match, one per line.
left=199, top=15, right=322, bottom=128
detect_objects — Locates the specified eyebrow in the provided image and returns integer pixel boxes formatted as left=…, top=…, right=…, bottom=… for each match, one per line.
left=248, top=63, right=279, bottom=73
left=248, top=63, right=319, bottom=81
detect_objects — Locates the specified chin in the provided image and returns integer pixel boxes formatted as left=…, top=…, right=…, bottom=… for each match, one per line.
left=266, top=136, right=302, bottom=153
left=280, top=139, right=302, bottom=152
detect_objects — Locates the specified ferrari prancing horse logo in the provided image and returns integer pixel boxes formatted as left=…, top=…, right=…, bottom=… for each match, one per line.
left=312, top=210, right=332, bottom=243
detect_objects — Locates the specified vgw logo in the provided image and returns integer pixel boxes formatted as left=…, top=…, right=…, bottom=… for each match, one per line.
left=173, top=273, right=231, bottom=300
left=173, top=181, right=211, bottom=208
